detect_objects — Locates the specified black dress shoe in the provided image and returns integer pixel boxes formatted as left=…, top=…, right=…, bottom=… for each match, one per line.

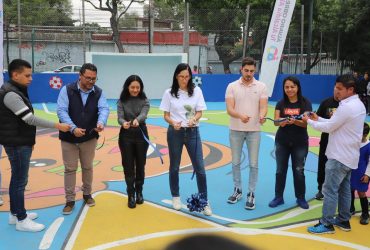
left=128, top=195, right=136, bottom=208
left=136, top=192, right=144, bottom=204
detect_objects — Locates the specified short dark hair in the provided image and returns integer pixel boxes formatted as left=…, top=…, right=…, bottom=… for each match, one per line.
left=335, top=74, right=356, bottom=91
left=8, top=59, right=32, bottom=79
left=80, top=63, right=97, bottom=74
left=241, top=57, right=256, bottom=67
left=364, top=123, right=369, bottom=136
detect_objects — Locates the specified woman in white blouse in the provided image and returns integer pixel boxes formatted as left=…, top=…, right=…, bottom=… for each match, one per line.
left=160, top=63, right=212, bottom=216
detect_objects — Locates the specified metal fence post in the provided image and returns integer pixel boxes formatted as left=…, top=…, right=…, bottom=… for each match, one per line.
left=17, top=0, right=22, bottom=59
left=82, top=0, right=86, bottom=64
left=300, top=4, right=304, bottom=74
left=183, top=0, right=189, bottom=60
left=31, top=28, right=35, bottom=72
left=242, top=5, right=250, bottom=58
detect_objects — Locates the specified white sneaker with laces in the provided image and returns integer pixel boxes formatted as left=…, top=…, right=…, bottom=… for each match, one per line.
left=0, top=196, right=3, bottom=206
left=172, top=197, right=182, bottom=210
left=9, top=212, right=38, bottom=225
left=203, top=203, right=212, bottom=216
left=16, top=217, right=45, bottom=232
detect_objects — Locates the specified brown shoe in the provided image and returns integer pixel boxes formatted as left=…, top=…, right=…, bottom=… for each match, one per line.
left=63, top=201, right=75, bottom=215
left=83, top=194, right=95, bottom=207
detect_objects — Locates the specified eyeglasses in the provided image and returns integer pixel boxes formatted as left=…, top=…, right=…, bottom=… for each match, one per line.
left=81, top=74, right=98, bottom=82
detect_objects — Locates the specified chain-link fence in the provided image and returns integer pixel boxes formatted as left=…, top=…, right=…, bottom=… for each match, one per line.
left=3, top=3, right=353, bottom=75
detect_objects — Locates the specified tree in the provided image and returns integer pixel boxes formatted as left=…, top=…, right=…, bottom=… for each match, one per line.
left=4, top=0, right=74, bottom=26
left=3, top=0, right=74, bottom=65
left=307, top=0, right=370, bottom=72
left=84, top=0, right=145, bottom=53
left=119, top=12, right=140, bottom=29
left=160, top=0, right=273, bottom=73
left=143, top=0, right=184, bottom=30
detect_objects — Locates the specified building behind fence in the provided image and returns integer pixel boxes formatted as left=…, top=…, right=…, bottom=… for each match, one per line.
left=3, top=5, right=352, bottom=75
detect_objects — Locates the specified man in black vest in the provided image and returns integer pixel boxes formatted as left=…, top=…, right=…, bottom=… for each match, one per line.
left=0, top=59, right=70, bottom=232
left=57, top=63, right=109, bottom=215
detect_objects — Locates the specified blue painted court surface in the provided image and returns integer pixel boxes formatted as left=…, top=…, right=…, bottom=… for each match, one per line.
left=1, top=101, right=369, bottom=250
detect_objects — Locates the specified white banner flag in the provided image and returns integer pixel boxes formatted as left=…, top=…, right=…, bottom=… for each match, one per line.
left=259, top=0, right=296, bottom=96
left=0, top=0, right=3, bottom=87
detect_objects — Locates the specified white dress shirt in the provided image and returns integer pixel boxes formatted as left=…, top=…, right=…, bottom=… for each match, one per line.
left=308, top=95, right=366, bottom=169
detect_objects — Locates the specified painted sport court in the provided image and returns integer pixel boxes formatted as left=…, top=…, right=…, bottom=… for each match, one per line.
left=0, top=100, right=369, bottom=250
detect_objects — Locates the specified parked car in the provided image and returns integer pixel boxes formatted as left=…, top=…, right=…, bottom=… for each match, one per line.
left=42, top=65, right=81, bottom=73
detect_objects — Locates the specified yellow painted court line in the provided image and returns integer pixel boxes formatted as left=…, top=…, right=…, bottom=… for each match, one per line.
left=65, top=191, right=370, bottom=250
left=65, top=190, right=220, bottom=250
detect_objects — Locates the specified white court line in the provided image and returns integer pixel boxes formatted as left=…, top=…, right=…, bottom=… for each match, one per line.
left=42, top=103, right=55, bottom=115
left=64, top=190, right=221, bottom=250
left=148, top=111, right=226, bottom=117
left=64, top=191, right=368, bottom=250
left=266, top=134, right=276, bottom=140
left=87, top=226, right=369, bottom=250
left=38, top=217, right=64, bottom=250
left=201, top=111, right=227, bottom=115
left=161, top=199, right=322, bottom=225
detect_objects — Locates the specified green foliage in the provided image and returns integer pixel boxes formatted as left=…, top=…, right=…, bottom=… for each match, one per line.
left=314, top=0, right=370, bottom=71
left=84, top=0, right=145, bottom=53
left=144, top=0, right=184, bottom=30
left=4, top=0, right=74, bottom=26
left=164, top=0, right=275, bottom=71
left=119, top=12, right=140, bottom=29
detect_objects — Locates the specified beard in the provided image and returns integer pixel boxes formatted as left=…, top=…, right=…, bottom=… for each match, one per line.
left=244, top=75, right=252, bottom=82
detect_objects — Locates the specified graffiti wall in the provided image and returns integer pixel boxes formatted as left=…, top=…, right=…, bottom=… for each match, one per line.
left=4, top=41, right=114, bottom=72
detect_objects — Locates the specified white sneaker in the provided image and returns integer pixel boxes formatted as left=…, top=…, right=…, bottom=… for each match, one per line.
left=9, top=212, right=38, bottom=225
left=16, top=217, right=45, bottom=232
left=172, top=197, right=182, bottom=210
left=203, top=203, right=212, bottom=216
left=0, top=196, right=3, bottom=206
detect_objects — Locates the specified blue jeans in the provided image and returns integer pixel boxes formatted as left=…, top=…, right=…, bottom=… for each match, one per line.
left=321, top=159, right=352, bottom=225
left=4, top=145, right=33, bottom=221
left=229, top=130, right=260, bottom=193
left=167, top=126, right=207, bottom=199
left=274, top=141, right=307, bottom=199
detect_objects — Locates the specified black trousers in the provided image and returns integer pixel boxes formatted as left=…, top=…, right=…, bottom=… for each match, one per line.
left=317, top=134, right=329, bottom=191
left=118, top=126, right=149, bottom=196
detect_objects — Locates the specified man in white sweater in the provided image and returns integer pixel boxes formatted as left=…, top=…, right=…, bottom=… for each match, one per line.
left=303, top=74, right=366, bottom=234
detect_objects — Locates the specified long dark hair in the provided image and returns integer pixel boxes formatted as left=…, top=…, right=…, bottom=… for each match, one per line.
left=170, top=63, right=195, bottom=98
left=119, top=75, right=147, bottom=102
left=282, top=76, right=306, bottom=110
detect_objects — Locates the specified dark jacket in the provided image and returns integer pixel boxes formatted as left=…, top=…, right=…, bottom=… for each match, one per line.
left=0, top=81, right=36, bottom=146
left=59, top=81, right=102, bottom=143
